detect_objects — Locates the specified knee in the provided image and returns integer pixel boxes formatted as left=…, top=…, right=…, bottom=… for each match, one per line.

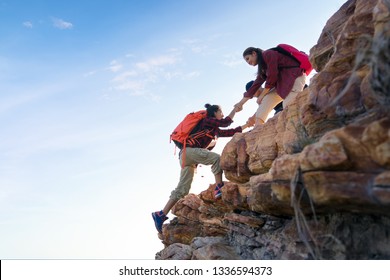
left=256, top=117, right=265, bottom=125
left=170, top=185, right=190, bottom=201
left=210, top=156, right=221, bottom=175
left=210, top=153, right=220, bottom=165
left=169, top=191, right=184, bottom=201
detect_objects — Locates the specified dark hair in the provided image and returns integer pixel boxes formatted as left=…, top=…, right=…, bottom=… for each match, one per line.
left=243, top=47, right=264, bottom=77
left=204, top=103, right=220, bottom=117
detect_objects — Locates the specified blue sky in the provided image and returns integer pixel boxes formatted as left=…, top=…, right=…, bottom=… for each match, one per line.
left=0, top=0, right=346, bottom=259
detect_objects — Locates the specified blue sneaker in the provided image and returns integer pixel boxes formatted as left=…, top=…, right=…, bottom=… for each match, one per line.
left=214, top=183, right=224, bottom=199
left=152, top=210, right=168, bottom=234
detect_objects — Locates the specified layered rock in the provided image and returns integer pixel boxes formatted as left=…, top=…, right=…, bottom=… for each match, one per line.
left=156, top=0, right=390, bottom=260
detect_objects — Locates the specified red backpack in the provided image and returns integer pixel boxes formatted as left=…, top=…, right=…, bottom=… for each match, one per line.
left=271, top=44, right=313, bottom=75
left=170, top=110, right=213, bottom=167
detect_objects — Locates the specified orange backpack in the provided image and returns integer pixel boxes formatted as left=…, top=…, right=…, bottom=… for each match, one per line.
left=170, top=110, right=213, bottom=168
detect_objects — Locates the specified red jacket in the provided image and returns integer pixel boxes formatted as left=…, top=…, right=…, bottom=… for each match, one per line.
left=244, top=49, right=304, bottom=99
left=186, top=116, right=242, bottom=149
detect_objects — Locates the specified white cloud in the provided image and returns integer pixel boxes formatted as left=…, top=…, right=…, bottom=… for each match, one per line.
left=106, top=53, right=187, bottom=100
left=112, top=80, right=144, bottom=91
left=167, top=48, right=180, bottom=53
left=111, top=71, right=138, bottom=83
left=109, top=55, right=178, bottom=92
left=163, top=71, right=180, bottom=80
left=183, top=71, right=200, bottom=79
left=107, top=60, right=123, bottom=72
left=135, top=55, right=177, bottom=72
left=83, top=70, right=97, bottom=77
left=144, top=93, right=161, bottom=102
left=23, top=21, right=33, bottom=28
left=162, top=70, right=200, bottom=81
left=181, top=39, right=198, bottom=45
left=181, top=38, right=208, bottom=54
left=221, top=53, right=243, bottom=67
left=52, top=17, right=73, bottom=30
left=191, top=45, right=208, bottom=53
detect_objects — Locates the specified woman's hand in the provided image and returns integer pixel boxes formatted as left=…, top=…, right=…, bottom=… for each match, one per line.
left=247, top=116, right=256, bottom=127
left=234, top=97, right=250, bottom=113
left=234, top=102, right=243, bottom=112
left=256, top=88, right=270, bottom=104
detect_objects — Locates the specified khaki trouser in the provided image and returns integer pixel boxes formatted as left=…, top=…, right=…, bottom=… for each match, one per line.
left=169, top=147, right=221, bottom=201
left=255, top=74, right=306, bottom=122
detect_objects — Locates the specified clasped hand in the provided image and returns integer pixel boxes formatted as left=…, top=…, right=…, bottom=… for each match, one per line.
left=246, top=116, right=255, bottom=127
left=234, top=102, right=243, bottom=112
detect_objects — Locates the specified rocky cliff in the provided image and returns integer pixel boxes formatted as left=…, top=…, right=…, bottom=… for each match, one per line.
left=156, top=0, right=390, bottom=260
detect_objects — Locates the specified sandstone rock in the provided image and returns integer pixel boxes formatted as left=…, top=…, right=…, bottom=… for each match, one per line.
left=224, top=212, right=265, bottom=228
left=362, top=118, right=390, bottom=167
left=246, top=180, right=296, bottom=216
left=370, top=0, right=390, bottom=107
left=172, top=194, right=202, bottom=222
left=246, top=117, right=278, bottom=174
left=269, top=154, right=301, bottom=180
left=309, top=0, right=357, bottom=72
left=156, top=243, right=193, bottom=260
left=303, top=171, right=390, bottom=215
left=163, top=217, right=202, bottom=245
left=299, top=133, right=349, bottom=171
left=373, top=171, right=390, bottom=204
left=220, top=133, right=252, bottom=183
left=191, top=236, right=227, bottom=249
left=192, top=243, right=241, bottom=260
left=304, top=0, right=378, bottom=139
left=219, top=182, right=248, bottom=210
left=276, top=88, right=312, bottom=154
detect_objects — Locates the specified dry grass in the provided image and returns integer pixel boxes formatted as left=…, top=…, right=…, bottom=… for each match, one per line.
left=290, top=166, right=321, bottom=259
left=288, top=120, right=316, bottom=154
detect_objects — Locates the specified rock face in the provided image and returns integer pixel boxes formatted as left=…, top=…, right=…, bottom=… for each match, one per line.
left=156, top=0, right=390, bottom=260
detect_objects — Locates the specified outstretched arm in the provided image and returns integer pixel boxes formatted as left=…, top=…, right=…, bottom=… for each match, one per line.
left=227, top=107, right=237, bottom=119
left=256, top=87, right=271, bottom=104
left=217, top=120, right=252, bottom=137
left=235, top=87, right=264, bottom=112
left=234, top=97, right=250, bottom=112
left=235, top=74, right=266, bottom=112
left=241, top=122, right=252, bottom=130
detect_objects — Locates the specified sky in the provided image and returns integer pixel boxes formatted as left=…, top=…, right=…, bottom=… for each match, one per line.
left=0, top=0, right=346, bottom=259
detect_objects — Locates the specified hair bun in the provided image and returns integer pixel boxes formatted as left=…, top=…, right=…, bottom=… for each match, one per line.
left=204, top=103, right=211, bottom=109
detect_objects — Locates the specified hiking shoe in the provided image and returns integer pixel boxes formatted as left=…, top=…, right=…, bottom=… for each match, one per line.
left=214, top=183, right=224, bottom=199
left=152, top=210, right=168, bottom=234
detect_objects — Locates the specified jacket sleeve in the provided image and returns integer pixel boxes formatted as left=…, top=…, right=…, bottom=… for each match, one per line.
left=216, top=126, right=242, bottom=137
left=203, top=116, right=233, bottom=128
left=244, top=75, right=266, bottom=98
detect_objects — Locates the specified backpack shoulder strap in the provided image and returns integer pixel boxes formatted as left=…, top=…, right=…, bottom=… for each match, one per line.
left=270, top=46, right=301, bottom=65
